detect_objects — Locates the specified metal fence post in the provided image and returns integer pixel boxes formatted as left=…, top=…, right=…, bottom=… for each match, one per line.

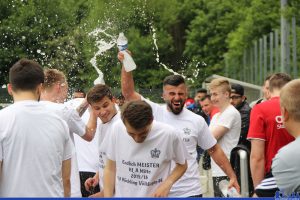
left=238, top=150, right=249, bottom=197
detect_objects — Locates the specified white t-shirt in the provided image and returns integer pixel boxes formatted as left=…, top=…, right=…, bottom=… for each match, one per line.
left=98, top=112, right=121, bottom=189
left=65, top=98, right=99, bottom=173
left=209, top=104, right=241, bottom=177
left=0, top=101, right=72, bottom=197
left=40, top=100, right=83, bottom=197
left=106, top=120, right=187, bottom=197
left=141, top=98, right=217, bottom=197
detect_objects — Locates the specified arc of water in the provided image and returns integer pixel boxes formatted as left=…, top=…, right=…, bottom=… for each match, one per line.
left=150, top=22, right=206, bottom=84
left=88, top=28, right=116, bottom=85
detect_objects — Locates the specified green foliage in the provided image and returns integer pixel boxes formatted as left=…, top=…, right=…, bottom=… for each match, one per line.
left=0, top=0, right=298, bottom=98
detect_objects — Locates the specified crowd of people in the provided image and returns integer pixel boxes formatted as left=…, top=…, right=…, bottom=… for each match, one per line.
left=0, top=53, right=299, bottom=197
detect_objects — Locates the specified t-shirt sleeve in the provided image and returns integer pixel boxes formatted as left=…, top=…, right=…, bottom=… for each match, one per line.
left=197, top=119, right=217, bottom=150
left=247, top=105, right=266, bottom=140
left=214, top=107, right=235, bottom=129
left=172, top=131, right=188, bottom=165
left=105, top=123, right=118, bottom=161
left=62, top=106, right=86, bottom=137
left=141, top=96, right=161, bottom=119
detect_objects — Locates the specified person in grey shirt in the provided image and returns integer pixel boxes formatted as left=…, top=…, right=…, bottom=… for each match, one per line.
left=272, top=79, right=300, bottom=196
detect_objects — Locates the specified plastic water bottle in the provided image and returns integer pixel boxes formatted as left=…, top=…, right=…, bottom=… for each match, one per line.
left=219, top=179, right=240, bottom=197
left=117, top=32, right=137, bottom=72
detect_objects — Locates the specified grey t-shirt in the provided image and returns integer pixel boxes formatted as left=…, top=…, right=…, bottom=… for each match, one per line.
left=272, top=136, right=300, bottom=195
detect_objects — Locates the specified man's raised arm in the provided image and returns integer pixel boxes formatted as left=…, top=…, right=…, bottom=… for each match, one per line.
left=118, top=51, right=141, bottom=101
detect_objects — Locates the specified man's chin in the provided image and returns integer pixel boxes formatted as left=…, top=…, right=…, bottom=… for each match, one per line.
left=171, top=107, right=183, bottom=115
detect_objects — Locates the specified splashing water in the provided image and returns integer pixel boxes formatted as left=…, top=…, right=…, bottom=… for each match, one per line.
left=150, top=23, right=206, bottom=84
left=150, top=24, right=183, bottom=77
left=88, top=27, right=116, bottom=85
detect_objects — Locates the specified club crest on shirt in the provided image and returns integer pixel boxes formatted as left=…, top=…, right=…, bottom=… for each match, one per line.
left=183, top=127, right=191, bottom=135
left=150, top=148, right=161, bottom=159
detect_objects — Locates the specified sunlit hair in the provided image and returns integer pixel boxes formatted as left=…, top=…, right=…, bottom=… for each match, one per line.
left=43, top=69, right=66, bottom=90
left=280, top=79, right=300, bottom=122
left=87, top=84, right=113, bottom=104
left=9, top=58, right=44, bottom=91
left=209, top=78, right=231, bottom=94
left=121, top=100, right=153, bottom=130
left=269, top=73, right=291, bottom=92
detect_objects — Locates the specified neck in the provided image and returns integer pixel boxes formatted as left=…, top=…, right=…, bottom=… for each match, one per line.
left=40, top=90, right=62, bottom=103
left=270, top=89, right=281, bottom=98
left=219, top=101, right=231, bottom=112
left=285, top=121, right=300, bottom=138
left=13, top=91, right=39, bottom=102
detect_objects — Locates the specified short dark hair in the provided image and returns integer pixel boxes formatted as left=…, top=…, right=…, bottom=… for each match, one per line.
left=197, top=88, right=207, bottom=94
left=269, top=73, right=291, bottom=92
left=200, top=94, right=211, bottom=102
left=121, top=100, right=153, bottom=130
left=163, top=75, right=185, bottom=86
left=87, top=84, right=113, bottom=104
left=9, top=58, right=44, bottom=91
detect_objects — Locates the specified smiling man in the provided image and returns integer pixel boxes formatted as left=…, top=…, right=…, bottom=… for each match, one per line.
left=208, top=78, right=241, bottom=197
left=84, top=84, right=121, bottom=197
left=118, top=51, right=240, bottom=197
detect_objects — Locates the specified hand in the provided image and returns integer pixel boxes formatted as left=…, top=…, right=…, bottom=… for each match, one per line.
left=84, top=177, right=99, bottom=192
left=151, top=180, right=172, bottom=197
left=117, top=50, right=132, bottom=63
left=88, top=191, right=104, bottom=198
left=228, top=177, right=240, bottom=194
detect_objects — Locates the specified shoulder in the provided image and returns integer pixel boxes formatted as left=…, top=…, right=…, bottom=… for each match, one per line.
left=223, top=105, right=240, bottom=117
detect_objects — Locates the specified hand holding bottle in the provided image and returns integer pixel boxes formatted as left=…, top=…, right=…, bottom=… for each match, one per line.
left=117, top=32, right=136, bottom=72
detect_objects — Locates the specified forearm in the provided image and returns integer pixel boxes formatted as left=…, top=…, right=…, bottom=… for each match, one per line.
left=153, top=161, right=187, bottom=197
left=165, top=161, right=187, bottom=185
left=209, top=144, right=236, bottom=179
left=76, top=99, right=89, bottom=117
left=83, top=112, right=97, bottom=141
left=62, top=159, right=71, bottom=197
left=103, top=161, right=116, bottom=197
left=250, top=156, right=265, bottom=187
left=63, top=178, right=71, bottom=197
left=121, top=66, right=140, bottom=101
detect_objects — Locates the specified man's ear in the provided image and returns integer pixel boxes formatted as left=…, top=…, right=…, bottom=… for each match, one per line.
left=281, top=106, right=289, bottom=122
left=7, top=84, right=13, bottom=96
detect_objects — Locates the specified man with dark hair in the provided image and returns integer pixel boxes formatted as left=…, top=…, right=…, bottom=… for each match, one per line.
left=84, top=84, right=121, bottom=197
left=195, top=88, right=208, bottom=103
left=230, top=83, right=251, bottom=149
left=73, top=88, right=86, bottom=99
left=247, top=73, right=294, bottom=191
left=118, top=52, right=239, bottom=197
left=104, top=100, right=188, bottom=197
left=200, top=95, right=219, bottom=121
left=0, top=59, right=72, bottom=197
left=40, top=68, right=97, bottom=197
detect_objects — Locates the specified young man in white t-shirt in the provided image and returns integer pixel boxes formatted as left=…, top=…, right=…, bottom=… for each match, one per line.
left=65, top=95, right=100, bottom=197
left=0, top=59, right=72, bottom=197
left=84, top=84, right=121, bottom=197
left=104, top=100, right=188, bottom=197
left=40, top=69, right=98, bottom=197
left=208, top=78, right=241, bottom=197
left=118, top=52, right=240, bottom=197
